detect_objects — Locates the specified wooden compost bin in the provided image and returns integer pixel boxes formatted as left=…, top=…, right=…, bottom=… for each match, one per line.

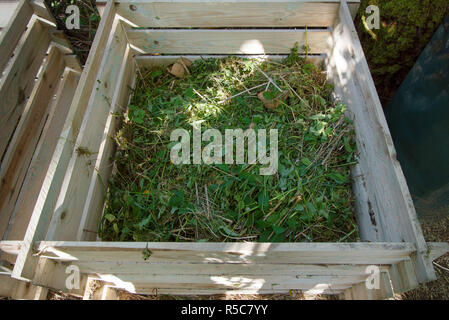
left=6, top=0, right=449, bottom=300
left=0, top=0, right=82, bottom=299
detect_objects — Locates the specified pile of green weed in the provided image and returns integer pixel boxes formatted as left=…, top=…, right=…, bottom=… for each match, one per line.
left=356, top=0, right=448, bottom=105
left=99, top=49, right=358, bottom=242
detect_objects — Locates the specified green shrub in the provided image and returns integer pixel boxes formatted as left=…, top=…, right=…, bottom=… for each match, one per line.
left=356, top=0, right=448, bottom=105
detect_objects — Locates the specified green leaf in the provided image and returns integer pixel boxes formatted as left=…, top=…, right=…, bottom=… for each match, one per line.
left=142, top=245, right=152, bottom=260
left=305, top=202, right=316, bottom=216
left=272, top=225, right=286, bottom=235
left=136, top=215, right=152, bottom=229
left=151, top=70, right=163, bottom=80
left=328, top=173, right=348, bottom=184
left=258, top=191, right=269, bottom=210
left=219, top=226, right=239, bottom=237
left=319, top=209, right=329, bottom=219
left=301, top=158, right=312, bottom=166
left=184, top=87, right=195, bottom=99
left=104, top=214, right=116, bottom=223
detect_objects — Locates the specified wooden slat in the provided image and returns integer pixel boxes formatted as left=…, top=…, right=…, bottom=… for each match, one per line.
left=70, top=261, right=388, bottom=276
left=63, top=55, right=82, bottom=72
left=0, top=1, right=19, bottom=28
left=135, top=54, right=325, bottom=68
left=395, top=259, right=419, bottom=292
left=0, top=0, right=33, bottom=74
left=32, top=257, right=87, bottom=296
left=134, top=287, right=344, bottom=295
left=96, top=273, right=366, bottom=290
left=45, top=18, right=129, bottom=241
left=29, top=0, right=56, bottom=24
left=107, top=0, right=360, bottom=28
left=127, top=29, right=330, bottom=54
left=5, top=69, right=80, bottom=241
left=0, top=17, right=51, bottom=159
left=77, top=44, right=135, bottom=241
left=328, top=0, right=436, bottom=282
left=35, top=242, right=416, bottom=265
left=0, top=240, right=22, bottom=256
left=428, top=242, right=449, bottom=261
left=0, top=272, right=48, bottom=299
left=0, top=46, right=65, bottom=240
left=349, top=163, right=380, bottom=241
left=12, top=0, right=117, bottom=281
left=50, top=30, right=75, bottom=54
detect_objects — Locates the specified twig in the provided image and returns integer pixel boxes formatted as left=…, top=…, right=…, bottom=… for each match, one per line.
left=204, top=185, right=211, bottom=219
left=279, top=75, right=310, bottom=108
left=434, top=261, right=449, bottom=273
left=193, top=88, right=210, bottom=102
left=218, top=82, right=268, bottom=104
left=255, top=65, right=283, bottom=92
left=195, top=182, right=200, bottom=205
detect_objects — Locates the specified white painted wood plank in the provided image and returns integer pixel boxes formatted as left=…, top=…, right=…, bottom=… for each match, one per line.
left=127, top=29, right=330, bottom=54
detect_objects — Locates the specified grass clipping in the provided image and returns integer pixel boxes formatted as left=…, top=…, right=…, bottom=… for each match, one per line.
left=100, top=48, right=359, bottom=243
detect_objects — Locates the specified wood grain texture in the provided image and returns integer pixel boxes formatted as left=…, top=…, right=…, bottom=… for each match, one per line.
left=30, top=241, right=413, bottom=296
left=5, top=69, right=80, bottom=242
left=0, top=272, right=48, bottom=300
left=0, top=0, right=32, bottom=74
left=135, top=54, right=325, bottom=68
left=328, top=0, right=436, bottom=282
left=127, top=29, right=330, bottom=54
left=31, top=257, right=87, bottom=296
left=109, top=0, right=360, bottom=28
left=0, top=17, right=51, bottom=160
left=45, top=17, right=129, bottom=241
left=70, top=261, right=389, bottom=276
left=35, top=241, right=416, bottom=265
left=29, top=0, right=56, bottom=24
left=97, top=274, right=366, bottom=291
left=0, top=240, right=21, bottom=256
left=77, top=45, right=135, bottom=241
left=0, top=46, right=65, bottom=240
left=12, top=0, right=117, bottom=281
left=0, top=1, right=19, bottom=28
